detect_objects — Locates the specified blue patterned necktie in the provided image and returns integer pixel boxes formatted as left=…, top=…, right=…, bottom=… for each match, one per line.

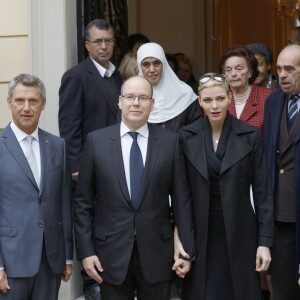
left=128, top=132, right=144, bottom=209
left=288, top=95, right=299, bottom=125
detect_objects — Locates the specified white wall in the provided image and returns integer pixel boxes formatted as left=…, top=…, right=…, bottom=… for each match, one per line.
left=0, top=0, right=29, bottom=129
left=29, top=2, right=83, bottom=298
left=1, top=0, right=82, bottom=299
left=29, top=0, right=78, bottom=136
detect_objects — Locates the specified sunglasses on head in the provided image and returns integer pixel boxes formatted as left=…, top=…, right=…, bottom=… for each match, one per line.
left=199, top=73, right=227, bottom=85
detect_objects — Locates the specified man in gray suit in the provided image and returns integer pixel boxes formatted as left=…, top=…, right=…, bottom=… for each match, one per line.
left=0, top=74, right=73, bottom=299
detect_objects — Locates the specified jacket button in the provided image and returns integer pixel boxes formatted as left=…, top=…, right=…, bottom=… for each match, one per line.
left=279, top=169, right=285, bottom=174
left=38, top=223, right=43, bottom=228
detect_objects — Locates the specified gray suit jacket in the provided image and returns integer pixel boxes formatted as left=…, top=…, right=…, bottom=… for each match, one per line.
left=0, top=125, right=73, bottom=277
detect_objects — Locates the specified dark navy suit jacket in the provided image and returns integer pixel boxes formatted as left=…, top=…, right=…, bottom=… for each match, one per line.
left=59, top=56, right=122, bottom=172
left=264, top=88, right=300, bottom=274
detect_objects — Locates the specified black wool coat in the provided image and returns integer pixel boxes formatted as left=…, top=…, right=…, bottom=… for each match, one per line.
left=179, top=115, right=274, bottom=300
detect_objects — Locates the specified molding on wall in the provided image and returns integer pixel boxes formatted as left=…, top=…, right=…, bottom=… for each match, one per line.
left=28, top=0, right=78, bottom=136
left=0, top=35, right=28, bottom=38
left=28, top=0, right=45, bottom=83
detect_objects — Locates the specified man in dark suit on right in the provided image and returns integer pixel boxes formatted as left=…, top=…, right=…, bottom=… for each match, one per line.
left=59, top=18, right=122, bottom=299
left=74, top=76, right=195, bottom=300
left=264, top=44, right=300, bottom=299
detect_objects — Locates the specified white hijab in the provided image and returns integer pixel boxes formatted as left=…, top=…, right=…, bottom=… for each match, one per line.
left=137, top=43, right=197, bottom=123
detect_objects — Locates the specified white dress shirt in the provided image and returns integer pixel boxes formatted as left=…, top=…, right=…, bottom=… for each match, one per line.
left=90, top=56, right=116, bottom=77
left=10, top=121, right=41, bottom=180
left=120, top=122, right=149, bottom=197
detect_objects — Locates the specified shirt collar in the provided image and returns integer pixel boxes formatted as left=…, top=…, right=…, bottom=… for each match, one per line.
left=90, top=57, right=116, bottom=77
left=289, top=93, right=300, bottom=99
left=10, top=121, right=39, bottom=143
left=120, top=122, right=149, bottom=138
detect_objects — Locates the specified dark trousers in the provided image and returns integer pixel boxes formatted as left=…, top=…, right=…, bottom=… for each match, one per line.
left=101, top=242, right=171, bottom=300
left=271, top=221, right=300, bottom=300
left=0, top=246, right=61, bottom=300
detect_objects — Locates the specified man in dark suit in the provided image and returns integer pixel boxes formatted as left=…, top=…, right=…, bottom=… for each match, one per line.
left=74, top=76, right=195, bottom=300
left=58, top=19, right=122, bottom=299
left=59, top=18, right=122, bottom=181
left=264, top=44, right=300, bottom=299
left=0, top=74, right=73, bottom=300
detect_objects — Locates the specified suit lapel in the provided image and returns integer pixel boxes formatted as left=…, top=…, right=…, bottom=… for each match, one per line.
left=269, top=92, right=287, bottom=151
left=38, top=129, right=51, bottom=195
left=138, top=125, right=160, bottom=206
left=86, top=57, right=119, bottom=119
left=295, top=127, right=300, bottom=147
left=109, top=125, right=131, bottom=204
left=2, top=125, right=39, bottom=190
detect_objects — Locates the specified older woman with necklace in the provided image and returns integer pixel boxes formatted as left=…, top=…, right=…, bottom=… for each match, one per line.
left=219, top=45, right=272, bottom=131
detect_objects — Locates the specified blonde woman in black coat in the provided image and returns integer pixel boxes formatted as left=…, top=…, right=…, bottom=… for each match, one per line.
left=175, top=73, right=274, bottom=300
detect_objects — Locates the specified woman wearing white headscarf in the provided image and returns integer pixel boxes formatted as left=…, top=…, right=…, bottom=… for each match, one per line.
left=137, top=42, right=201, bottom=132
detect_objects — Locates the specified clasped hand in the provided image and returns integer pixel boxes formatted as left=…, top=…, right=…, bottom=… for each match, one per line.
left=172, top=226, right=191, bottom=278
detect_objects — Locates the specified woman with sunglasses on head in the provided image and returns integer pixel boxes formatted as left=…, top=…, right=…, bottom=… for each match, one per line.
left=174, top=73, right=274, bottom=300
left=137, top=42, right=201, bottom=133
left=220, top=45, right=272, bottom=132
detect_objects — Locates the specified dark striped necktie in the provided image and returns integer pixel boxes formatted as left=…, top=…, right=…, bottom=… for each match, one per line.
left=288, top=94, right=299, bottom=124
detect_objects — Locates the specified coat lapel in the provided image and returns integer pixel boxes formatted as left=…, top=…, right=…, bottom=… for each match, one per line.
left=228, top=88, right=258, bottom=123
left=182, top=123, right=209, bottom=181
left=239, top=99, right=257, bottom=123
left=220, top=128, right=252, bottom=174
left=2, top=125, right=39, bottom=190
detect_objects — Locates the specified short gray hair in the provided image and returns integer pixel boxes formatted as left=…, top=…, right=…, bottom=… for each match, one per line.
left=8, top=74, right=46, bottom=101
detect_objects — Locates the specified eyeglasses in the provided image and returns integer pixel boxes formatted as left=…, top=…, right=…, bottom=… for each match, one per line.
left=87, top=39, right=115, bottom=46
left=121, top=95, right=152, bottom=103
left=199, top=73, right=227, bottom=85
left=141, top=60, right=162, bottom=69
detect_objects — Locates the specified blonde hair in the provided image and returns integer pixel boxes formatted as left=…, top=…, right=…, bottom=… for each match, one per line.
left=118, top=53, right=139, bottom=80
left=198, top=72, right=230, bottom=97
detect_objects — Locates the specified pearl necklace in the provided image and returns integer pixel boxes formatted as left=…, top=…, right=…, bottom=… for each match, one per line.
left=234, top=85, right=251, bottom=105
